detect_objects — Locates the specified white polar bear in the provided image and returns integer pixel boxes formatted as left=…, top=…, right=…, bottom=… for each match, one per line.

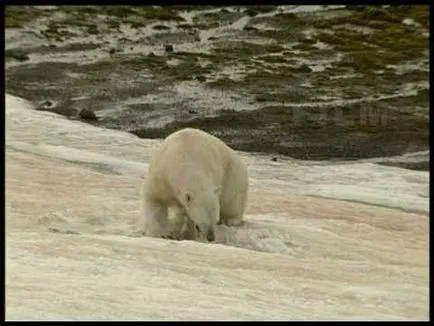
left=140, top=128, right=248, bottom=242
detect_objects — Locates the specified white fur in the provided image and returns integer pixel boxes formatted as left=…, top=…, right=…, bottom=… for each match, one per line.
left=140, top=128, right=248, bottom=241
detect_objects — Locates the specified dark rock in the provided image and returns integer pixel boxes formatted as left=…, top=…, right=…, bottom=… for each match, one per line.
left=148, top=52, right=156, bottom=57
left=153, top=25, right=171, bottom=30
left=79, top=108, right=98, bottom=121
left=271, top=157, right=278, bottom=162
left=295, top=64, right=312, bottom=73
left=188, top=110, right=198, bottom=114
left=35, top=100, right=55, bottom=111
left=165, top=44, right=174, bottom=52
left=109, top=48, right=116, bottom=55
left=42, top=100, right=54, bottom=107
left=118, top=37, right=132, bottom=44
left=243, top=26, right=258, bottom=32
left=48, top=44, right=57, bottom=48
left=195, top=75, right=206, bottom=82
left=255, top=96, right=267, bottom=102
left=207, top=36, right=217, bottom=41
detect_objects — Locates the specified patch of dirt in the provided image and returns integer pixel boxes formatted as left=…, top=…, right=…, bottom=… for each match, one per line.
left=5, top=5, right=429, bottom=165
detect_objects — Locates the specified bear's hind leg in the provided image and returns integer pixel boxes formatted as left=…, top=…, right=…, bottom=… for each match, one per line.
left=220, top=200, right=245, bottom=226
left=225, top=215, right=244, bottom=226
left=220, top=199, right=246, bottom=227
left=222, top=177, right=248, bottom=227
left=142, top=198, right=169, bottom=238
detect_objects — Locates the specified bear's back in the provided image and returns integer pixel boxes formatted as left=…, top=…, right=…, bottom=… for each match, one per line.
left=159, top=128, right=232, bottom=163
left=147, top=128, right=232, bottom=189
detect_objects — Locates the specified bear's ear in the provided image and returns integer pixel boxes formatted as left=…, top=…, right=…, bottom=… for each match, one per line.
left=186, top=193, right=192, bottom=202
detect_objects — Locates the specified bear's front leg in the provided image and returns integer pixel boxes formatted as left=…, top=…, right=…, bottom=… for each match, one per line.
left=142, top=198, right=170, bottom=238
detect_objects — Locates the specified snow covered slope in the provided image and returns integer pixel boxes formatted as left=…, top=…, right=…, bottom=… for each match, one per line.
left=5, top=94, right=429, bottom=321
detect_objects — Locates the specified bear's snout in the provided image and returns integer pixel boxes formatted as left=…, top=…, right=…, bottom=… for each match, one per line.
left=206, top=230, right=215, bottom=242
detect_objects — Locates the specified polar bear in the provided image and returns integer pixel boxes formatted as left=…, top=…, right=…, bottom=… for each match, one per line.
left=140, top=128, right=248, bottom=242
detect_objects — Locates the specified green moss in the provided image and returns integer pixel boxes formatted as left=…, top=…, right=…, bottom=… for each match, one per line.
left=266, top=44, right=285, bottom=53
left=42, top=20, right=82, bottom=38
left=168, top=109, right=265, bottom=130
left=5, top=49, right=30, bottom=61
left=106, top=19, right=120, bottom=29
left=382, top=88, right=429, bottom=107
left=300, top=37, right=317, bottom=45
left=172, top=51, right=200, bottom=58
left=169, top=61, right=214, bottom=81
left=191, top=22, right=221, bottom=30
left=258, top=54, right=288, bottom=63
left=123, top=55, right=166, bottom=67
left=348, top=5, right=402, bottom=23
left=274, top=12, right=298, bottom=19
left=214, top=42, right=284, bottom=60
left=170, top=6, right=216, bottom=11
left=253, top=29, right=301, bottom=43
left=100, top=6, right=138, bottom=17
left=58, top=6, right=185, bottom=22
left=87, top=24, right=99, bottom=34
left=406, top=5, right=429, bottom=27
left=132, top=21, right=148, bottom=28
left=120, top=54, right=214, bottom=82
left=312, top=7, right=428, bottom=74
left=245, top=6, right=276, bottom=17
left=292, top=42, right=317, bottom=51
left=39, top=6, right=187, bottom=34
left=61, top=16, right=94, bottom=27
left=138, top=7, right=185, bottom=21
left=241, top=69, right=297, bottom=92
left=192, top=8, right=244, bottom=28
left=206, top=77, right=243, bottom=89
left=254, top=91, right=306, bottom=103
left=57, top=5, right=100, bottom=15
left=357, top=5, right=428, bottom=27
left=314, top=6, right=429, bottom=30
left=128, top=7, right=182, bottom=21
left=5, top=6, right=50, bottom=28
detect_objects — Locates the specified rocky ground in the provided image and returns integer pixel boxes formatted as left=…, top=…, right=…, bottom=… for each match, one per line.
left=5, top=5, right=429, bottom=167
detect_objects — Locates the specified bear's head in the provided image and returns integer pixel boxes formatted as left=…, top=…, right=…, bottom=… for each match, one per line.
left=185, top=186, right=221, bottom=242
